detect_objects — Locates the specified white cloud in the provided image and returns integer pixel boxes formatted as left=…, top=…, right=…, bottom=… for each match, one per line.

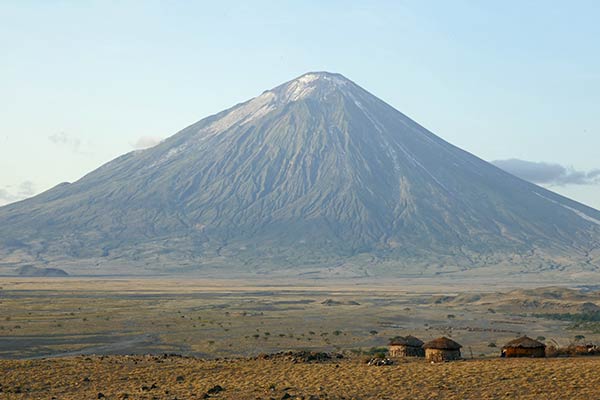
left=131, top=135, right=163, bottom=149
left=48, top=132, right=82, bottom=152
left=492, top=159, right=600, bottom=186
left=0, top=181, right=37, bottom=206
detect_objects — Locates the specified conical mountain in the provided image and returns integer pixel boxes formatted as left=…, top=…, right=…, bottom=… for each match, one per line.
left=1, top=72, right=599, bottom=277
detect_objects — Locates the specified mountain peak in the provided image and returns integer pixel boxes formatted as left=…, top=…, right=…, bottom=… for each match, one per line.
left=202, top=72, right=356, bottom=135
left=270, top=71, right=353, bottom=102
left=296, top=71, right=350, bottom=82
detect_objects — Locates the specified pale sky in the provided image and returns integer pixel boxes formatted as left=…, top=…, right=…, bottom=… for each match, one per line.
left=1, top=1, right=599, bottom=208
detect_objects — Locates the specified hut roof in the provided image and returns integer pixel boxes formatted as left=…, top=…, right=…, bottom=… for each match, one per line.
left=502, top=336, right=546, bottom=349
left=389, top=335, right=424, bottom=347
left=423, top=337, right=462, bottom=350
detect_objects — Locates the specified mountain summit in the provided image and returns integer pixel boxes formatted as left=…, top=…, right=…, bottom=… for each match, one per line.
left=1, top=72, right=599, bottom=277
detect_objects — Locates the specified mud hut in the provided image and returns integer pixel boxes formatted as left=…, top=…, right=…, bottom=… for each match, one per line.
left=423, top=337, right=462, bottom=362
left=388, top=335, right=425, bottom=357
left=501, top=336, right=546, bottom=358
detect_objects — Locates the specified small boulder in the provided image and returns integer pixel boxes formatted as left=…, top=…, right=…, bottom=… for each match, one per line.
left=207, top=385, right=224, bottom=395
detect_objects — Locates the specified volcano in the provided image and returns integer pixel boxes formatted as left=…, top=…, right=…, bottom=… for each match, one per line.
left=1, top=72, right=599, bottom=277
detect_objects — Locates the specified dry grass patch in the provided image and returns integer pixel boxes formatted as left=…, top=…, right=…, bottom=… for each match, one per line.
left=1, top=356, right=600, bottom=399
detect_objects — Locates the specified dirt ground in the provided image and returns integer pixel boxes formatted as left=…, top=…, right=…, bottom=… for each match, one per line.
left=1, top=355, right=599, bottom=399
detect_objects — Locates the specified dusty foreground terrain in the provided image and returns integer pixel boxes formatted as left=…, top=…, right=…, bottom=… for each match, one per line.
left=1, top=355, right=600, bottom=399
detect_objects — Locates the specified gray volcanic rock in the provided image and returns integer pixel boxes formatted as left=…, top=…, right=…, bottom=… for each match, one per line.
left=0, top=72, right=599, bottom=276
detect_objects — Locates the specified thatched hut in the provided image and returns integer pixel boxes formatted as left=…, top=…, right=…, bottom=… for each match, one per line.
left=423, top=337, right=462, bottom=362
left=389, top=335, right=425, bottom=357
left=501, top=336, right=546, bottom=358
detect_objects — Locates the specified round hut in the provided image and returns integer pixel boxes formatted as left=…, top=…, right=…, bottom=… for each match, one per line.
left=389, top=335, right=425, bottom=357
left=423, top=337, right=462, bottom=362
left=501, top=336, right=546, bottom=358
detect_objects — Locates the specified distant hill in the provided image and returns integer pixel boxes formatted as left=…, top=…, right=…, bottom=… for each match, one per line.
left=14, top=266, right=69, bottom=277
left=0, top=72, right=599, bottom=277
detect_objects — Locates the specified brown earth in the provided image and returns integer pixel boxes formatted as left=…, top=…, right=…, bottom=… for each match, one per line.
left=1, top=355, right=599, bottom=399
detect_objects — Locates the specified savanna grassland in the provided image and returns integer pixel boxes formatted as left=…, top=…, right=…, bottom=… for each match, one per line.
left=2, top=278, right=600, bottom=399
left=1, top=278, right=600, bottom=360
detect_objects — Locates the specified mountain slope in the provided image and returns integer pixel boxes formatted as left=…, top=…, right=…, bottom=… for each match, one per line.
left=1, top=72, right=599, bottom=277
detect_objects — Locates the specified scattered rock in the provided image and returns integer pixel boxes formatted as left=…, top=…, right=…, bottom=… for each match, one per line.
left=176, top=375, right=185, bottom=382
left=207, top=385, right=224, bottom=394
left=367, top=357, right=394, bottom=366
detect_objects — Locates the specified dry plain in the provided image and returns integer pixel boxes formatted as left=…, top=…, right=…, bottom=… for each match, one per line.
left=2, top=278, right=600, bottom=399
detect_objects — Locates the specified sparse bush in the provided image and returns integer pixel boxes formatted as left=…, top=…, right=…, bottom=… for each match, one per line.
left=365, top=347, right=388, bottom=356
left=536, top=336, right=546, bottom=342
left=333, top=330, right=342, bottom=336
left=369, top=330, right=378, bottom=335
left=447, top=314, right=456, bottom=319
left=488, top=342, right=496, bottom=348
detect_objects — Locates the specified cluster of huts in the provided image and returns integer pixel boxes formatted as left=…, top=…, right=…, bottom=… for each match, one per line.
left=389, top=335, right=547, bottom=362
